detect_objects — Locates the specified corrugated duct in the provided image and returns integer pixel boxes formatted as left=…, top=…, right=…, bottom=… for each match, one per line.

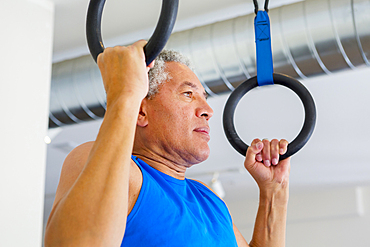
left=49, top=0, right=370, bottom=128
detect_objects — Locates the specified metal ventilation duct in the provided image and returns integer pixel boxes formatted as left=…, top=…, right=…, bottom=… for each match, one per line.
left=49, top=0, right=370, bottom=128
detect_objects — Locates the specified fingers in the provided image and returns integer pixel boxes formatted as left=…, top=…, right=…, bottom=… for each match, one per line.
left=270, top=139, right=279, bottom=166
left=146, top=59, right=156, bottom=73
left=245, top=139, right=263, bottom=168
left=132, top=39, right=148, bottom=49
left=130, top=40, right=148, bottom=60
left=98, top=40, right=156, bottom=71
left=147, top=59, right=155, bottom=69
left=262, top=139, right=271, bottom=167
left=279, top=139, right=288, bottom=155
left=96, top=40, right=153, bottom=102
left=248, top=138, right=289, bottom=167
left=99, top=40, right=148, bottom=61
left=130, top=40, right=156, bottom=72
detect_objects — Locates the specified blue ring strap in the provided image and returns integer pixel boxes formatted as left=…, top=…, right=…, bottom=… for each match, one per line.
left=254, top=11, right=274, bottom=86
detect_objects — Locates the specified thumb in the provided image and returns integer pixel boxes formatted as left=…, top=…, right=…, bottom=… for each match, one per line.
left=133, top=39, right=148, bottom=49
left=244, top=139, right=263, bottom=170
left=146, top=59, right=155, bottom=73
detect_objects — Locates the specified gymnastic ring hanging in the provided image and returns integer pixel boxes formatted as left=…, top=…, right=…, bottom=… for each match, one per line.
left=223, top=73, right=316, bottom=159
left=86, top=0, right=179, bottom=65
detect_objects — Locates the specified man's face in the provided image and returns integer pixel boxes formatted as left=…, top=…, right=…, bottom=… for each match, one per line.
left=143, top=61, right=214, bottom=167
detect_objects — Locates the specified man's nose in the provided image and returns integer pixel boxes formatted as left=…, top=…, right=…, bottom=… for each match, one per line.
left=197, top=100, right=214, bottom=120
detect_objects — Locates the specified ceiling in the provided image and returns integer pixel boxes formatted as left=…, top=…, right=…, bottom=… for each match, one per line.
left=44, top=0, right=370, bottom=225
left=50, top=0, right=301, bottom=62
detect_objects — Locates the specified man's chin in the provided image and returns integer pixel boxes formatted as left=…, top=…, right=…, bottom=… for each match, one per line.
left=193, top=147, right=210, bottom=164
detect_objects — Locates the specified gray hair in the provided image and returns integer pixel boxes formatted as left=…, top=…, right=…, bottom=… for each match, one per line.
left=147, top=50, right=193, bottom=99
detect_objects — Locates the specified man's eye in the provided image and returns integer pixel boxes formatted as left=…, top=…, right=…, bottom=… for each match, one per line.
left=183, top=91, right=192, bottom=98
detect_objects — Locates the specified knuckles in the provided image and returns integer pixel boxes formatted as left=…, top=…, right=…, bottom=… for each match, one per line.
left=250, top=138, right=290, bottom=162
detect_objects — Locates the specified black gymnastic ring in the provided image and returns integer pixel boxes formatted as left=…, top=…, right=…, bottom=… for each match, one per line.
left=223, top=73, right=316, bottom=159
left=86, top=0, right=179, bottom=65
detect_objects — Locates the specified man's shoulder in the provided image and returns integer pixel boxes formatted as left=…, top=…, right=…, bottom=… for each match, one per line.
left=54, top=141, right=140, bottom=210
left=188, top=179, right=211, bottom=191
left=188, top=179, right=225, bottom=201
left=64, top=141, right=138, bottom=171
left=51, top=142, right=95, bottom=211
left=61, top=141, right=94, bottom=175
left=69, top=141, right=94, bottom=157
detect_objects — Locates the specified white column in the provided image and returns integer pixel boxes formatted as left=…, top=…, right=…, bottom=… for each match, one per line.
left=0, top=0, right=54, bottom=246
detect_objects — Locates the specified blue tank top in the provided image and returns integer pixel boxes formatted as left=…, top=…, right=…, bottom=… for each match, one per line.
left=120, top=156, right=238, bottom=246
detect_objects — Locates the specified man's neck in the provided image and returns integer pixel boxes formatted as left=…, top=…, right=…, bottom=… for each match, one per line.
left=132, top=152, right=190, bottom=180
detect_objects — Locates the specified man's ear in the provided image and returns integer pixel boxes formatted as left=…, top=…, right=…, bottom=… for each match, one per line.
left=137, top=99, right=149, bottom=127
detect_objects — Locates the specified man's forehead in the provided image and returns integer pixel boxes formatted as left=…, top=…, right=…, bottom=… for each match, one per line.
left=163, top=61, right=208, bottom=99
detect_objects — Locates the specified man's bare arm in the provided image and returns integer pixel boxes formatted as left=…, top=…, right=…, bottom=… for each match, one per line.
left=44, top=41, right=150, bottom=247
left=244, top=139, right=290, bottom=247
left=249, top=186, right=288, bottom=247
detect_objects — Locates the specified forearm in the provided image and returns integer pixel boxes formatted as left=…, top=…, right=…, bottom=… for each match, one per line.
left=250, top=184, right=289, bottom=247
left=45, top=95, right=142, bottom=246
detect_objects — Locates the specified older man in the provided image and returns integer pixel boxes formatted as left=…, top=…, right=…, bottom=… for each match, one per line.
left=45, top=40, right=290, bottom=247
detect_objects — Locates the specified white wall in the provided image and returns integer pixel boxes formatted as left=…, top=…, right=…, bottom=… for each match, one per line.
left=228, top=185, right=370, bottom=247
left=0, top=0, right=54, bottom=246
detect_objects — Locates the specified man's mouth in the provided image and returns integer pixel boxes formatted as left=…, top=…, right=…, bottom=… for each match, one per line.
left=194, top=127, right=211, bottom=140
